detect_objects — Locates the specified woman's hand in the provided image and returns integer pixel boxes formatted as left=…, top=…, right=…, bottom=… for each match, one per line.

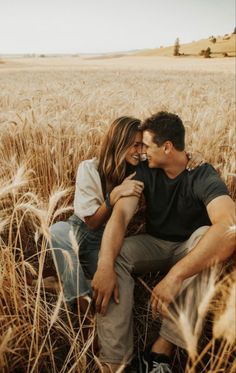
left=110, top=172, right=144, bottom=205
left=186, top=152, right=205, bottom=171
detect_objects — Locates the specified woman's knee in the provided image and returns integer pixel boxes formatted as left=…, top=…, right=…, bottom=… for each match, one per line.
left=50, top=221, right=71, bottom=246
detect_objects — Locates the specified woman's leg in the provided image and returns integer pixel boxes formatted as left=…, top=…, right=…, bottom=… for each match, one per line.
left=78, top=226, right=104, bottom=280
left=50, top=221, right=92, bottom=303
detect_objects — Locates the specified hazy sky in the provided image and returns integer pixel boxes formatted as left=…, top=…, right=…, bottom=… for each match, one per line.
left=1, top=0, right=235, bottom=54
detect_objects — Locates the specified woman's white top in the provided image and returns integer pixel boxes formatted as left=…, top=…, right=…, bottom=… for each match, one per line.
left=74, top=158, right=104, bottom=221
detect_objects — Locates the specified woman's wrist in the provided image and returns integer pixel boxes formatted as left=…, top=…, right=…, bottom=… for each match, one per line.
left=109, top=187, right=119, bottom=206
left=105, top=192, right=113, bottom=211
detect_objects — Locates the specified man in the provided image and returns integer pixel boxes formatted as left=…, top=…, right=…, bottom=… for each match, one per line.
left=92, top=112, right=235, bottom=373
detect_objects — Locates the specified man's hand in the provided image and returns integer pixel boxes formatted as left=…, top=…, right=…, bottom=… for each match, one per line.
left=92, top=266, right=119, bottom=315
left=151, top=272, right=183, bottom=318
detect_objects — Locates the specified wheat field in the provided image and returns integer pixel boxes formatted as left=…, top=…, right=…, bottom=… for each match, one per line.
left=0, top=57, right=235, bottom=372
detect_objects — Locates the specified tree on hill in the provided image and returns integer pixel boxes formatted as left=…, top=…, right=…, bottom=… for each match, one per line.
left=204, top=47, right=211, bottom=58
left=233, top=27, right=236, bottom=34
left=173, top=38, right=180, bottom=56
left=210, top=37, right=216, bottom=44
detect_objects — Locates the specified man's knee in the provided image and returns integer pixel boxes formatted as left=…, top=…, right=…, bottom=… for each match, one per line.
left=117, top=236, right=140, bottom=263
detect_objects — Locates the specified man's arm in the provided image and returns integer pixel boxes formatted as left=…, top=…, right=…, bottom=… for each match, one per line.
left=92, top=195, right=139, bottom=315
left=151, top=195, right=235, bottom=315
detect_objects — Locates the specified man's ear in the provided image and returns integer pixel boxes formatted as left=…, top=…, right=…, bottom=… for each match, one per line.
left=164, top=141, right=173, bottom=154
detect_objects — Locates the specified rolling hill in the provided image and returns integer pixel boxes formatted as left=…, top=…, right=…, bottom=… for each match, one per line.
left=132, top=34, right=236, bottom=57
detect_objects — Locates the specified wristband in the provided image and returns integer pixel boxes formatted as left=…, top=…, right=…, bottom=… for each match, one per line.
left=105, top=192, right=113, bottom=211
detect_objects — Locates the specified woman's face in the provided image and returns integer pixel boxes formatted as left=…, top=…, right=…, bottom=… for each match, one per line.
left=125, top=131, right=143, bottom=166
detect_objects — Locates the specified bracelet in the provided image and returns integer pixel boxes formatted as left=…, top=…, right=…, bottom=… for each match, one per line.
left=105, top=192, right=113, bottom=211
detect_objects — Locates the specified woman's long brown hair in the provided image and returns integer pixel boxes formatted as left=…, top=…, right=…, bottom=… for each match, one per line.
left=97, top=116, right=141, bottom=195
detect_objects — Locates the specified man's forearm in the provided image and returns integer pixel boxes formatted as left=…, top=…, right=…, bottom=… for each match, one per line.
left=169, top=222, right=235, bottom=282
left=97, top=195, right=139, bottom=269
left=91, top=196, right=139, bottom=314
left=151, top=197, right=235, bottom=316
left=97, top=210, right=127, bottom=268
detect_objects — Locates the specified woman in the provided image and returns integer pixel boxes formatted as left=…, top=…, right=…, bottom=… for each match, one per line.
left=50, top=117, right=144, bottom=311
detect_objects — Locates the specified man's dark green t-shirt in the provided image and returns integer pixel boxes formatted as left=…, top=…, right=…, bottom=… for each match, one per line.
left=134, top=163, right=229, bottom=242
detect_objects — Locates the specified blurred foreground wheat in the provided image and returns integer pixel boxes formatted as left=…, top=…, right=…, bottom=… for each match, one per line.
left=0, top=66, right=235, bottom=372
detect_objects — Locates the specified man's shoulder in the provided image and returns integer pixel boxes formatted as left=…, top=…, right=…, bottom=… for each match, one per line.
left=190, top=163, right=229, bottom=204
left=136, top=160, right=149, bottom=170
left=134, top=161, right=148, bottom=179
left=190, top=163, right=218, bottom=178
left=135, top=161, right=159, bottom=182
left=136, top=161, right=161, bottom=174
left=189, top=163, right=226, bottom=185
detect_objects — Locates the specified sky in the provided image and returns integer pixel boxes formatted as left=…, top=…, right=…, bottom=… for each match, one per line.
left=0, top=0, right=235, bottom=54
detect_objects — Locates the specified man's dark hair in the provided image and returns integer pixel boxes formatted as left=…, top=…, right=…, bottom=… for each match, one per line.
left=141, top=111, right=185, bottom=151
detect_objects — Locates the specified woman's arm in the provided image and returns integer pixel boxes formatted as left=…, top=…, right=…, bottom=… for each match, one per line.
left=84, top=173, right=144, bottom=231
left=84, top=201, right=112, bottom=231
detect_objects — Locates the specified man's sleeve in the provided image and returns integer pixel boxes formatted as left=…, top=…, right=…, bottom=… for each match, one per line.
left=194, top=164, right=229, bottom=206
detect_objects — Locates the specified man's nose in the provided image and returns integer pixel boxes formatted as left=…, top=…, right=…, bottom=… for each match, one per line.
left=139, top=144, right=147, bottom=161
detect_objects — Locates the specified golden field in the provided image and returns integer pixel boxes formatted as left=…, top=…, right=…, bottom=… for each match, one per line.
left=0, top=56, right=235, bottom=372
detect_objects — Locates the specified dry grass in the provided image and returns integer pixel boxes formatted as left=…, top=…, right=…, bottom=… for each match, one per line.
left=1, top=55, right=235, bottom=74
left=133, top=34, right=236, bottom=57
left=0, top=60, right=235, bottom=372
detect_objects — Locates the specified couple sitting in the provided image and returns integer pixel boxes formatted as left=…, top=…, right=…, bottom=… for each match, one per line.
left=50, top=112, right=235, bottom=373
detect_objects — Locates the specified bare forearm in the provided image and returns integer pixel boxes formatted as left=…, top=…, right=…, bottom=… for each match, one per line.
left=97, top=196, right=139, bottom=269
left=170, top=222, right=235, bottom=281
left=91, top=196, right=138, bottom=314
left=151, top=196, right=235, bottom=316
left=84, top=179, right=143, bottom=230
left=97, top=211, right=127, bottom=268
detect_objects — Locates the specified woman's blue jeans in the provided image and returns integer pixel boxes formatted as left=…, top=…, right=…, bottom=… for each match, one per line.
left=50, top=214, right=104, bottom=303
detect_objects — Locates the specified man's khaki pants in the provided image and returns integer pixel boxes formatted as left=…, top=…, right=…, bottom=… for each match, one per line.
left=97, top=226, right=211, bottom=365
